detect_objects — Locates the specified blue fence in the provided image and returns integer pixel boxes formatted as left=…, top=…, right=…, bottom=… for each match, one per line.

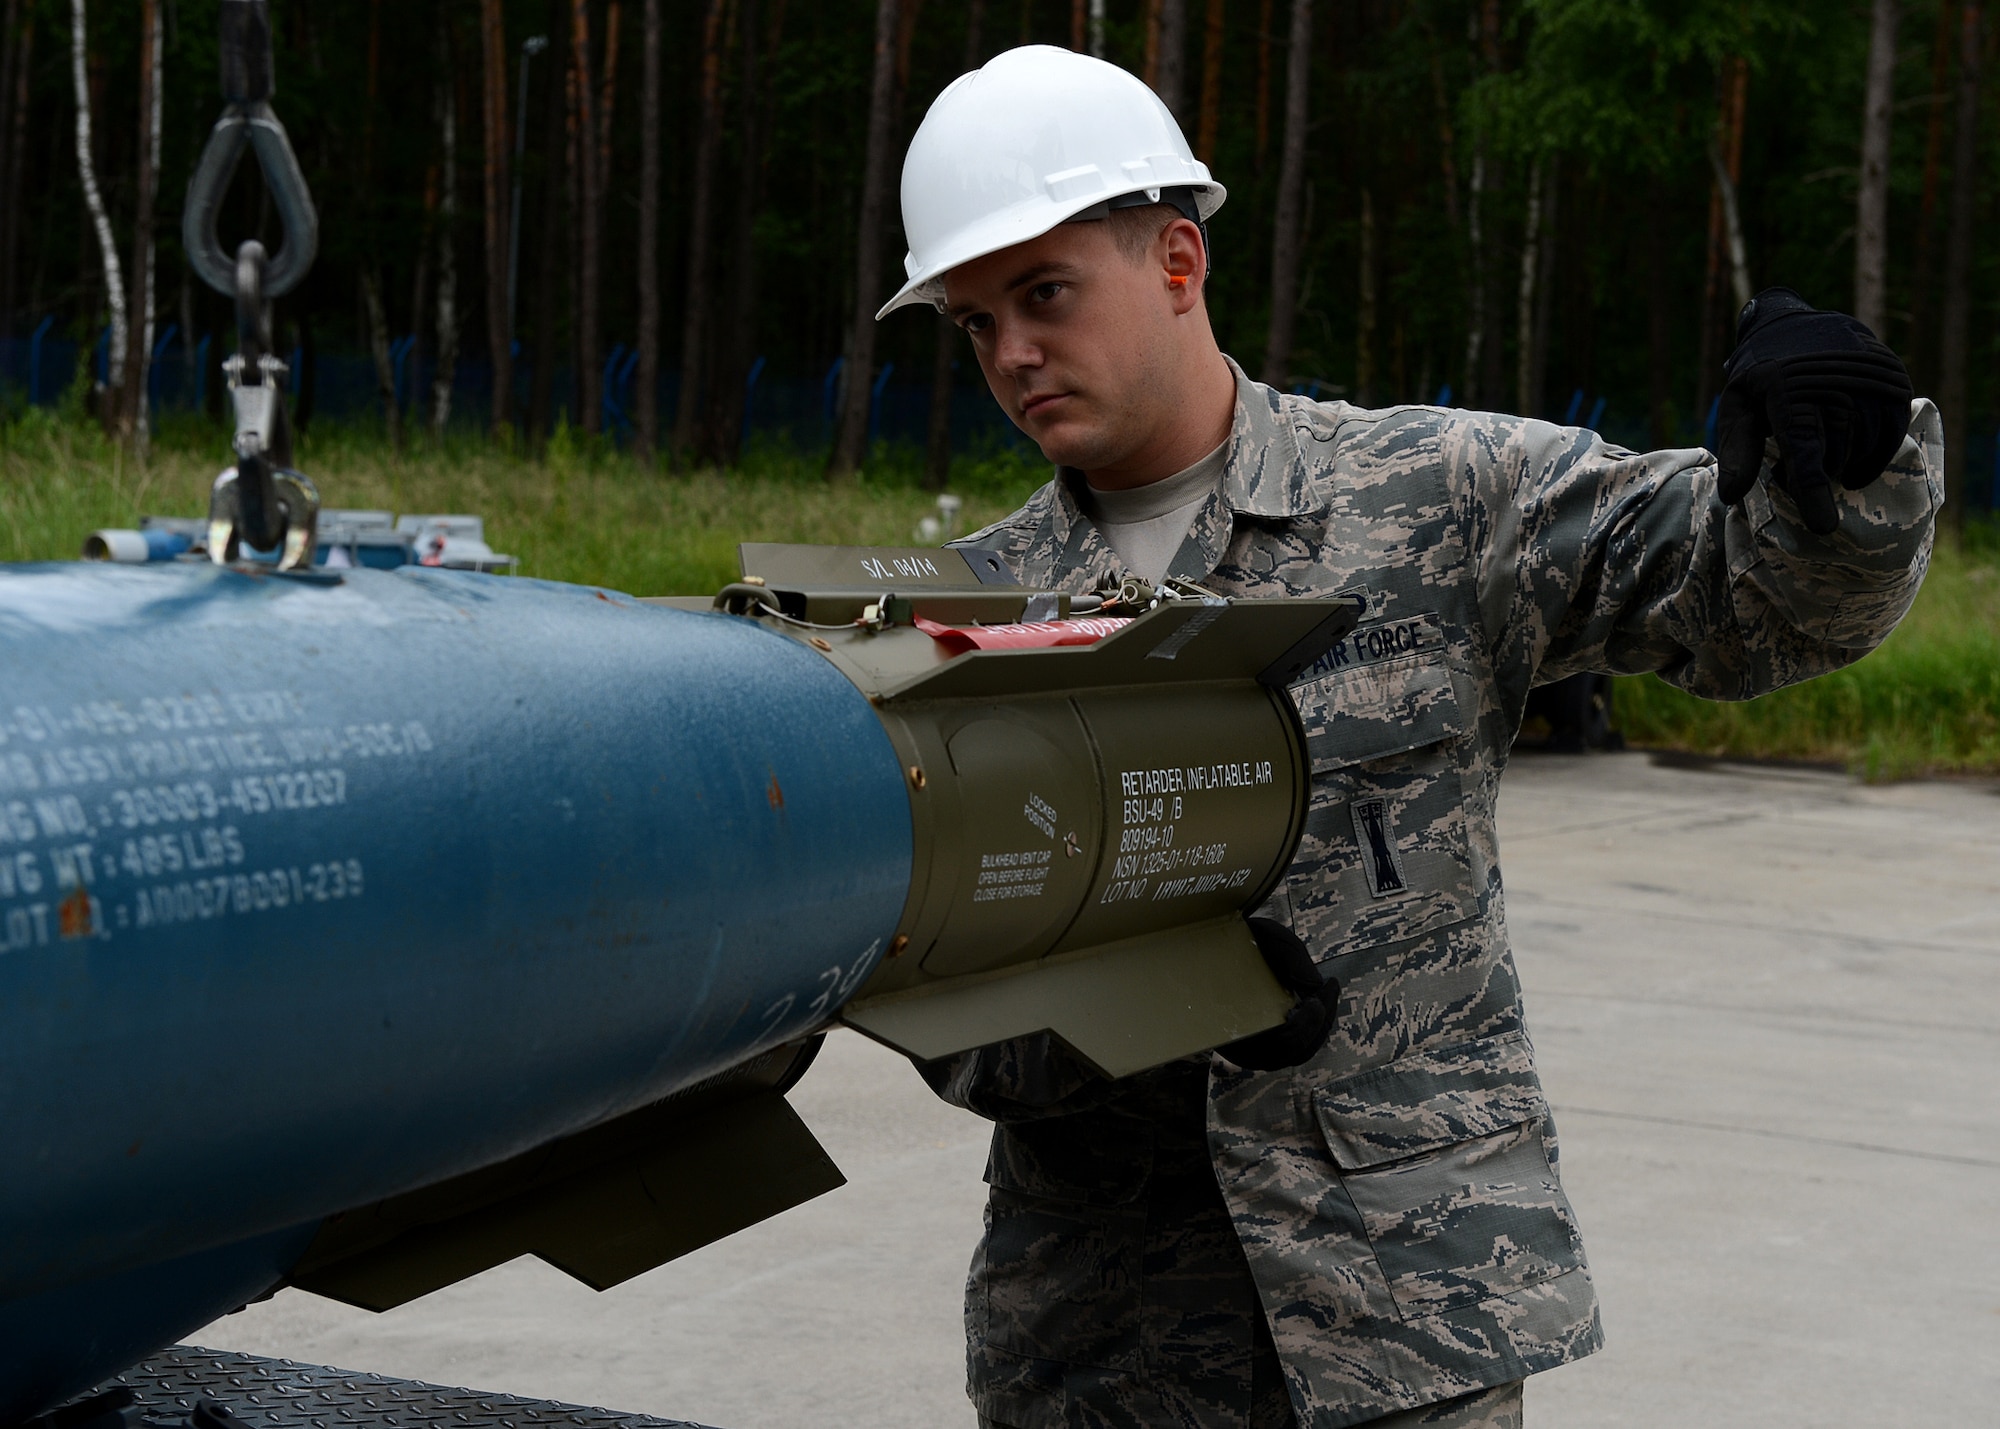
left=4, top=329, right=1995, bottom=510
left=0, top=328, right=1034, bottom=461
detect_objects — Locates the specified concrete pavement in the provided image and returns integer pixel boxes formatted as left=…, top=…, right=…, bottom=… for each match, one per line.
left=198, top=752, right=2000, bottom=1427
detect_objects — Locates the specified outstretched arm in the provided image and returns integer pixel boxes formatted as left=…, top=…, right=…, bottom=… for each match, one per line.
left=1466, top=296, right=1939, bottom=701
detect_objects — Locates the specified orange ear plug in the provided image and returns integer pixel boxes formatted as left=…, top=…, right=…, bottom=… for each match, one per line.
left=1167, top=273, right=1189, bottom=289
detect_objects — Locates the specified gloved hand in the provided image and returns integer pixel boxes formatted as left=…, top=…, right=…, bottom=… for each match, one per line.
left=1715, top=287, right=1913, bottom=537
left=1217, top=918, right=1339, bottom=1072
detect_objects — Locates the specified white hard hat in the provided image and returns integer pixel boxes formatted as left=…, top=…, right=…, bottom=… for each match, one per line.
left=877, top=45, right=1226, bottom=319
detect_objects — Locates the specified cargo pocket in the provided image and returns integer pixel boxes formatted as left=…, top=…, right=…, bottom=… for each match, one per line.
left=981, top=1115, right=1150, bottom=1371
left=1286, top=635, right=1482, bottom=957
left=1314, top=1031, right=1583, bottom=1320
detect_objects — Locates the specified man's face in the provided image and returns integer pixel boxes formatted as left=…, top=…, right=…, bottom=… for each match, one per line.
left=942, top=219, right=1179, bottom=474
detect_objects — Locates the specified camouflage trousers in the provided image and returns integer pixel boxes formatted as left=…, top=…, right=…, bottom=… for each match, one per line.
left=976, top=1379, right=1523, bottom=1429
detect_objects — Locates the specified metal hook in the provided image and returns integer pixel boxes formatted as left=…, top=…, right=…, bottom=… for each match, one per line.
left=209, top=241, right=318, bottom=570
left=181, top=4, right=318, bottom=299
left=190, top=2, right=319, bottom=572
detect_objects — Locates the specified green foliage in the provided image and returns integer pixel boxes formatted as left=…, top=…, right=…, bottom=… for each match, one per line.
left=9, top=0, right=1996, bottom=457
left=0, top=414, right=1049, bottom=597
left=1963, top=511, right=2000, bottom=559
left=1615, top=534, right=2000, bottom=778
left=8, top=406, right=1991, bottom=779
left=1484, top=0, right=1816, bottom=166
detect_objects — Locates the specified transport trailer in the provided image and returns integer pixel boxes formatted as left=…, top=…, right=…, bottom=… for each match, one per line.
left=41, top=1347, right=718, bottom=1429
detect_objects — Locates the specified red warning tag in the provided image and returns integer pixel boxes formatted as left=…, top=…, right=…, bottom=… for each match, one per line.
left=914, top=615, right=1134, bottom=654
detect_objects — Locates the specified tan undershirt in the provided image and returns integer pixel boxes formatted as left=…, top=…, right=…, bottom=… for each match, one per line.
left=1082, top=437, right=1230, bottom=583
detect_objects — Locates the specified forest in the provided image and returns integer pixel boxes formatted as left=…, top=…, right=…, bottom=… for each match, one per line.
left=0, top=0, right=1994, bottom=521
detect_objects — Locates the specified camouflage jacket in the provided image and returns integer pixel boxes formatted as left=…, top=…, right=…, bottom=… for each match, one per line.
left=932, top=359, right=1942, bottom=1429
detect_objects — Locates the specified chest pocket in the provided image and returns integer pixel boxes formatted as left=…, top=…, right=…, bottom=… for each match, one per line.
left=1283, top=620, right=1482, bottom=959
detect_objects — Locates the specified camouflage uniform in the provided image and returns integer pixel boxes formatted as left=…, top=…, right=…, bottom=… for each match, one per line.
left=932, top=359, right=1943, bottom=1429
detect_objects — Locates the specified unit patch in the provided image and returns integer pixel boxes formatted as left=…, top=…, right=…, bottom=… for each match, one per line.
left=1350, top=797, right=1408, bottom=897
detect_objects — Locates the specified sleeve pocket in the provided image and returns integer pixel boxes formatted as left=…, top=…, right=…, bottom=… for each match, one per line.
left=1314, top=1032, right=1585, bottom=1319
left=1285, top=650, right=1482, bottom=956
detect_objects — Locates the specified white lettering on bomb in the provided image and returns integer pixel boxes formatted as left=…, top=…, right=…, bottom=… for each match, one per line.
left=859, top=555, right=942, bottom=581
left=975, top=848, right=1053, bottom=901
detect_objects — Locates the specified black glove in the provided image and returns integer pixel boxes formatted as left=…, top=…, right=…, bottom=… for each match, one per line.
left=1715, top=287, right=1913, bottom=537
left=1217, top=918, right=1339, bottom=1072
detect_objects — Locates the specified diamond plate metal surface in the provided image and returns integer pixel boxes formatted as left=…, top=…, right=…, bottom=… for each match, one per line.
left=110, top=1347, right=720, bottom=1429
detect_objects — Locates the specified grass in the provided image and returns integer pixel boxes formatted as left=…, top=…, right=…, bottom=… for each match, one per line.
left=1613, top=531, right=2000, bottom=780
left=5, top=405, right=1996, bottom=779
left=0, top=406, right=1051, bottom=595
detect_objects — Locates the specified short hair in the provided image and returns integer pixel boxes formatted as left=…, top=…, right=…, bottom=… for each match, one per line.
left=1105, top=202, right=1188, bottom=262
left=1106, top=203, right=1211, bottom=298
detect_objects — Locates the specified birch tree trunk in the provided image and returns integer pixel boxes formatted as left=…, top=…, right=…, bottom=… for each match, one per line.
left=671, top=0, right=727, bottom=462
left=926, top=0, right=984, bottom=490
left=70, top=0, right=125, bottom=426
left=1707, top=142, right=1752, bottom=313
left=826, top=0, right=900, bottom=479
left=1938, top=0, right=1982, bottom=536
left=1260, top=0, right=1310, bottom=388
left=570, top=0, right=600, bottom=434
left=1090, top=0, right=1106, bottom=57
left=634, top=0, right=661, bottom=461
left=480, top=0, right=514, bottom=436
left=116, top=0, right=160, bottom=448
left=1855, top=0, right=1900, bottom=336
left=432, top=43, right=462, bottom=438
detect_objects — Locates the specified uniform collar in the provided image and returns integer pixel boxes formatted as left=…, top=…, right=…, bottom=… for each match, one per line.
left=1038, top=357, right=1325, bottom=586
left=1215, top=355, right=1327, bottom=522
